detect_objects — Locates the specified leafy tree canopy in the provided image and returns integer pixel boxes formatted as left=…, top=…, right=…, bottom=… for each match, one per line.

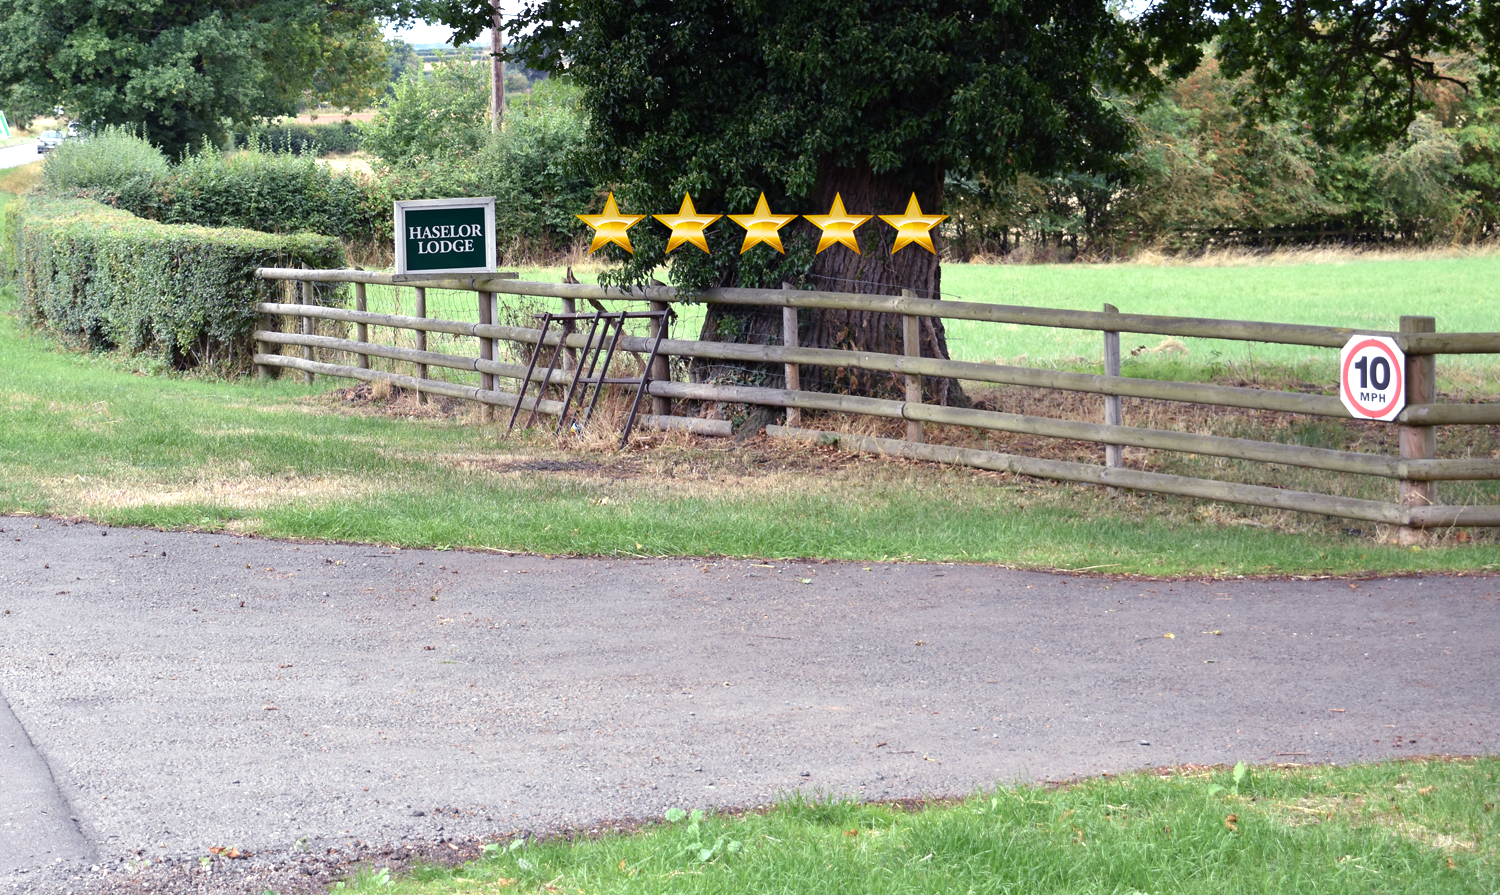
left=1137, top=1, right=1500, bottom=148
left=0, top=0, right=419, bottom=157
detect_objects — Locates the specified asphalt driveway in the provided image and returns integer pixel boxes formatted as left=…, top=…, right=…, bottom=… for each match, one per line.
left=1, top=516, right=1496, bottom=892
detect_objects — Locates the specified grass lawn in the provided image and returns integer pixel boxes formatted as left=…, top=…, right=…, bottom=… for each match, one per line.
left=329, top=758, right=1499, bottom=894
left=2, top=280, right=1498, bottom=574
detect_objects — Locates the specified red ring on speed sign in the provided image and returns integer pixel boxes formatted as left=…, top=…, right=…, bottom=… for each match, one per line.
left=1341, top=338, right=1404, bottom=419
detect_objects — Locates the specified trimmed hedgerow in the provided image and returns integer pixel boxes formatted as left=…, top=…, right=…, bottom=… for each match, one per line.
left=4, top=196, right=343, bottom=371
left=153, top=145, right=387, bottom=245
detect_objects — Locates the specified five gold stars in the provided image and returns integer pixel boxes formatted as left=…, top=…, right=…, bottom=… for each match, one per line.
left=576, top=192, right=645, bottom=255
left=727, top=192, right=799, bottom=255
left=578, top=191, right=947, bottom=256
left=652, top=193, right=721, bottom=254
left=878, top=193, right=948, bottom=255
left=803, top=193, right=871, bottom=255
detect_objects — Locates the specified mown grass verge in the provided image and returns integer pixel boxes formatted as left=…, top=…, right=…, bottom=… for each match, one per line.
left=2, top=285, right=1498, bottom=575
left=326, top=758, right=1499, bottom=894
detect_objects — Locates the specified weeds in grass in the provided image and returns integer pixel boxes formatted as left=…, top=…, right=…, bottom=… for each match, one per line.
left=326, top=758, right=1500, bottom=894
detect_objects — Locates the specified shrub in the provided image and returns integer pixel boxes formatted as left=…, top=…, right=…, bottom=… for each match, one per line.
left=481, top=79, right=592, bottom=253
left=4, top=196, right=343, bottom=370
left=41, top=128, right=388, bottom=246
left=233, top=121, right=365, bottom=156
left=155, top=144, right=388, bottom=245
left=41, top=126, right=169, bottom=210
left=364, top=59, right=491, bottom=167
left=379, top=78, right=592, bottom=259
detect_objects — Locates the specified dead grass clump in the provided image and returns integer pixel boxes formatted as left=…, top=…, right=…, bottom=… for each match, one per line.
left=0, top=160, right=44, bottom=194
left=44, top=468, right=375, bottom=514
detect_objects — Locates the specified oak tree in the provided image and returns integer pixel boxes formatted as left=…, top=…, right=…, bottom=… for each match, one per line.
left=423, top=0, right=1498, bottom=397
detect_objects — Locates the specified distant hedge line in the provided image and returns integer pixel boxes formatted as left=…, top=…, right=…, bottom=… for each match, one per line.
left=4, top=196, right=343, bottom=370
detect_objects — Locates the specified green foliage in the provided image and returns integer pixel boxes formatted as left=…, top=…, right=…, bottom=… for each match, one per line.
left=42, top=128, right=387, bottom=246
left=0, top=0, right=405, bottom=158
left=378, top=77, right=591, bottom=258
left=427, top=0, right=1185, bottom=291
left=40, top=126, right=169, bottom=211
left=233, top=121, right=365, bottom=157
left=364, top=58, right=491, bottom=167
left=3, top=196, right=343, bottom=369
left=154, top=145, right=387, bottom=245
left=947, top=54, right=1500, bottom=257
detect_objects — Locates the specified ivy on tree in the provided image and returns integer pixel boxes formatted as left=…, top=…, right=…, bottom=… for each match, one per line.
left=0, top=0, right=417, bottom=157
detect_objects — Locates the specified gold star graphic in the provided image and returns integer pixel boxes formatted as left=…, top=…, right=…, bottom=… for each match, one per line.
left=803, top=193, right=872, bottom=255
left=878, top=193, right=948, bottom=255
left=727, top=192, right=799, bottom=254
left=652, top=193, right=721, bottom=254
left=577, top=192, right=645, bottom=254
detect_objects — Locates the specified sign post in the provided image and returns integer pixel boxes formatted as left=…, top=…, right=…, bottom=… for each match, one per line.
left=394, top=197, right=496, bottom=276
left=1338, top=334, right=1406, bottom=422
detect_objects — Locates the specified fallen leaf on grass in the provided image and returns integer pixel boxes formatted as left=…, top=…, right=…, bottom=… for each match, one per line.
left=1224, top=814, right=1239, bottom=832
left=1419, top=785, right=1435, bottom=795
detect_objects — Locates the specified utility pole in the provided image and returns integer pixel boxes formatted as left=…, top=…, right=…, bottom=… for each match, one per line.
left=490, top=0, right=503, bottom=132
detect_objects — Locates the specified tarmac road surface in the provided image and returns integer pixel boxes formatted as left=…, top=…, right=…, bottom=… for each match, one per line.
left=1, top=516, right=1496, bottom=892
left=0, top=140, right=42, bottom=172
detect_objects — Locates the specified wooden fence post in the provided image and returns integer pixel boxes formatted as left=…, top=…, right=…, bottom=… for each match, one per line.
left=354, top=282, right=369, bottom=371
left=1103, top=303, right=1123, bottom=468
left=650, top=300, right=672, bottom=418
left=298, top=271, right=314, bottom=385
left=561, top=297, right=577, bottom=374
left=782, top=283, right=801, bottom=428
left=902, top=288, right=923, bottom=443
left=414, top=286, right=428, bottom=404
left=478, top=290, right=494, bottom=422
left=1398, top=315, right=1437, bottom=544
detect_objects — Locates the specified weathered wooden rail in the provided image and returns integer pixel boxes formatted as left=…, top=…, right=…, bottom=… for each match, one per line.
left=253, top=267, right=1500, bottom=535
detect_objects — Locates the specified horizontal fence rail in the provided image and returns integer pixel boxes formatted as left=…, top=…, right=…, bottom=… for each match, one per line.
left=257, top=267, right=1500, bottom=355
left=254, top=269, right=1500, bottom=531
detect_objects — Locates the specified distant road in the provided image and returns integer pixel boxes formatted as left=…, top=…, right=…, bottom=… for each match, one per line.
left=0, top=139, right=40, bottom=171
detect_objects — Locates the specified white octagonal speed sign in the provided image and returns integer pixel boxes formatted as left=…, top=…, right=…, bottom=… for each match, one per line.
left=1339, top=335, right=1406, bottom=421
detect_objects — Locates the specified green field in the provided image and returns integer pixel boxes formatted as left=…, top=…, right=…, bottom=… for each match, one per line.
left=332, top=758, right=1500, bottom=895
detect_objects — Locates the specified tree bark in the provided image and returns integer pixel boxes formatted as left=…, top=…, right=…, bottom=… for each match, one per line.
left=695, top=160, right=967, bottom=406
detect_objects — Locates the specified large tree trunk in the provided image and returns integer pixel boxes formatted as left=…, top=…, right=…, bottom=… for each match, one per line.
left=694, top=160, right=967, bottom=407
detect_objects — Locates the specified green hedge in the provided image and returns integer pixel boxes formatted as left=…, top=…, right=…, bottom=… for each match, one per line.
left=4, top=196, right=343, bottom=371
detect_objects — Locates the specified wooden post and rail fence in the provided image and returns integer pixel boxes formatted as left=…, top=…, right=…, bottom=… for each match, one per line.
left=252, top=267, right=1500, bottom=537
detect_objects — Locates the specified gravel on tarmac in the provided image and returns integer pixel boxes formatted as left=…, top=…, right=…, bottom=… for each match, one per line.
left=0, top=517, right=1497, bottom=893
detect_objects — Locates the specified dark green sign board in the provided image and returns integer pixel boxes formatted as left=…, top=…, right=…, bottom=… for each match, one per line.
left=394, top=197, right=496, bottom=275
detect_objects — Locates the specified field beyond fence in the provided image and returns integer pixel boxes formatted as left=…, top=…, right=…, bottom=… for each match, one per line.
left=253, top=267, right=1500, bottom=541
